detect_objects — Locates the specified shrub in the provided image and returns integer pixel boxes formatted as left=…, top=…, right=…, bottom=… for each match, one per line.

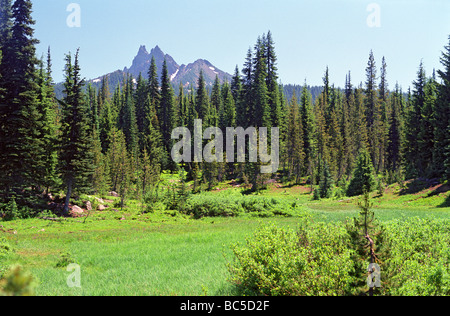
left=0, top=237, right=12, bottom=259
left=55, top=251, right=77, bottom=268
left=0, top=265, right=36, bottom=296
left=183, top=192, right=306, bottom=219
left=382, top=218, right=450, bottom=296
left=227, top=222, right=353, bottom=296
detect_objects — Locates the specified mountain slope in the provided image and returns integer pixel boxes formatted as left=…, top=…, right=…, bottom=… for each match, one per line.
left=54, top=45, right=233, bottom=98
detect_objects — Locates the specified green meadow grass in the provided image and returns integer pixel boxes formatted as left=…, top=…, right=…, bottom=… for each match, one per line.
left=1, top=215, right=300, bottom=296
left=1, top=180, right=449, bottom=296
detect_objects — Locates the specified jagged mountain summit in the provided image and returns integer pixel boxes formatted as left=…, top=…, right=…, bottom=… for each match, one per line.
left=92, top=45, right=232, bottom=90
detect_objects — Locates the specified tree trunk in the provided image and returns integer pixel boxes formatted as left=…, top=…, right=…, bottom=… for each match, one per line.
left=63, top=179, right=73, bottom=216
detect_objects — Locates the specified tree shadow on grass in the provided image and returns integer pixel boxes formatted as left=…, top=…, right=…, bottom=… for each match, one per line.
left=437, top=194, right=450, bottom=208
left=399, top=178, right=440, bottom=196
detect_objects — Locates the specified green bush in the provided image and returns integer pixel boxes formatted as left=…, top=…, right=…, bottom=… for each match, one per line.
left=227, top=222, right=354, bottom=296
left=1, top=198, right=30, bottom=221
left=0, top=237, right=12, bottom=259
left=0, top=265, right=36, bottom=296
left=382, top=218, right=450, bottom=296
left=183, top=191, right=306, bottom=219
left=227, top=217, right=450, bottom=296
left=55, top=251, right=77, bottom=268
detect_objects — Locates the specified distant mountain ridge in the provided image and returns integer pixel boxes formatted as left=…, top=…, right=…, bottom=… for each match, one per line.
left=94, top=45, right=232, bottom=91
left=55, top=45, right=233, bottom=98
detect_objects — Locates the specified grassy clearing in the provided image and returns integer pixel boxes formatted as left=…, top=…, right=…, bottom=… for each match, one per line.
left=1, top=214, right=300, bottom=296
left=0, top=179, right=449, bottom=296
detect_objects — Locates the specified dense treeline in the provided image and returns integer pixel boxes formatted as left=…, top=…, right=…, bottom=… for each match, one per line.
left=0, top=0, right=449, bottom=216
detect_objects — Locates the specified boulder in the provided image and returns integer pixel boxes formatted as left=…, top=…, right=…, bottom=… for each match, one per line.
left=69, top=205, right=84, bottom=217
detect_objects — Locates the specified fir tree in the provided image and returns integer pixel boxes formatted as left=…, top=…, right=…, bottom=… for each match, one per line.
left=364, top=51, right=382, bottom=173
left=0, top=0, right=42, bottom=203
left=221, top=80, right=236, bottom=129
left=230, top=65, right=242, bottom=106
left=347, top=148, right=376, bottom=197
left=418, top=77, right=437, bottom=175
left=265, top=31, right=281, bottom=128
left=36, top=54, right=59, bottom=195
left=341, top=75, right=354, bottom=179
left=286, top=92, right=304, bottom=183
left=252, top=36, right=271, bottom=129
left=346, top=192, right=389, bottom=296
left=209, top=75, right=221, bottom=127
left=92, top=129, right=109, bottom=196
left=387, top=84, right=403, bottom=172
left=121, top=75, right=139, bottom=156
left=434, top=36, right=450, bottom=178
left=160, top=59, right=177, bottom=169
left=148, top=56, right=160, bottom=108
left=59, top=50, right=94, bottom=215
left=405, top=62, right=426, bottom=178
left=107, top=127, right=131, bottom=209
left=240, top=48, right=253, bottom=128
left=319, top=160, right=333, bottom=199
left=99, top=99, right=114, bottom=153
left=300, top=82, right=317, bottom=186
left=195, top=70, right=209, bottom=123
left=134, top=73, right=148, bottom=152
left=353, top=87, right=369, bottom=157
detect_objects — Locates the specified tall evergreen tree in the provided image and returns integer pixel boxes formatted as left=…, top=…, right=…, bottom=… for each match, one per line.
left=134, top=73, right=148, bottom=147
left=433, top=36, right=450, bottom=178
left=231, top=65, right=242, bottom=106
left=148, top=56, right=160, bottom=108
left=353, top=87, right=369, bottom=157
left=300, top=82, right=316, bottom=183
left=0, top=0, right=42, bottom=203
left=107, top=126, right=131, bottom=208
left=328, top=98, right=344, bottom=180
left=265, top=31, right=282, bottom=128
left=240, top=48, right=254, bottom=128
left=99, top=98, right=114, bottom=153
left=221, top=80, right=236, bottom=129
left=251, top=36, right=271, bottom=129
left=319, top=160, right=333, bottom=199
left=121, top=75, right=139, bottom=156
left=286, top=92, right=305, bottom=183
left=36, top=54, right=59, bottom=195
left=59, top=50, right=94, bottom=215
left=377, top=56, right=389, bottom=174
left=341, top=75, right=354, bottom=179
left=418, top=77, right=437, bottom=175
left=405, top=62, right=426, bottom=177
left=387, top=84, right=403, bottom=172
left=195, top=70, right=209, bottom=124
left=210, top=75, right=221, bottom=127
left=364, top=50, right=382, bottom=172
left=160, top=59, right=177, bottom=169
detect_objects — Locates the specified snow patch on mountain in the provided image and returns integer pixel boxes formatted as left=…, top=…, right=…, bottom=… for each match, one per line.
left=170, top=69, right=179, bottom=82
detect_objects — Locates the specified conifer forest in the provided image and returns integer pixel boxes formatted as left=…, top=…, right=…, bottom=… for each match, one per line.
left=0, top=0, right=449, bottom=299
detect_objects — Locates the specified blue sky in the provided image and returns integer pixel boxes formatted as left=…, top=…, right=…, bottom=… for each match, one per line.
left=32, top=0, right=450, bottom=89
